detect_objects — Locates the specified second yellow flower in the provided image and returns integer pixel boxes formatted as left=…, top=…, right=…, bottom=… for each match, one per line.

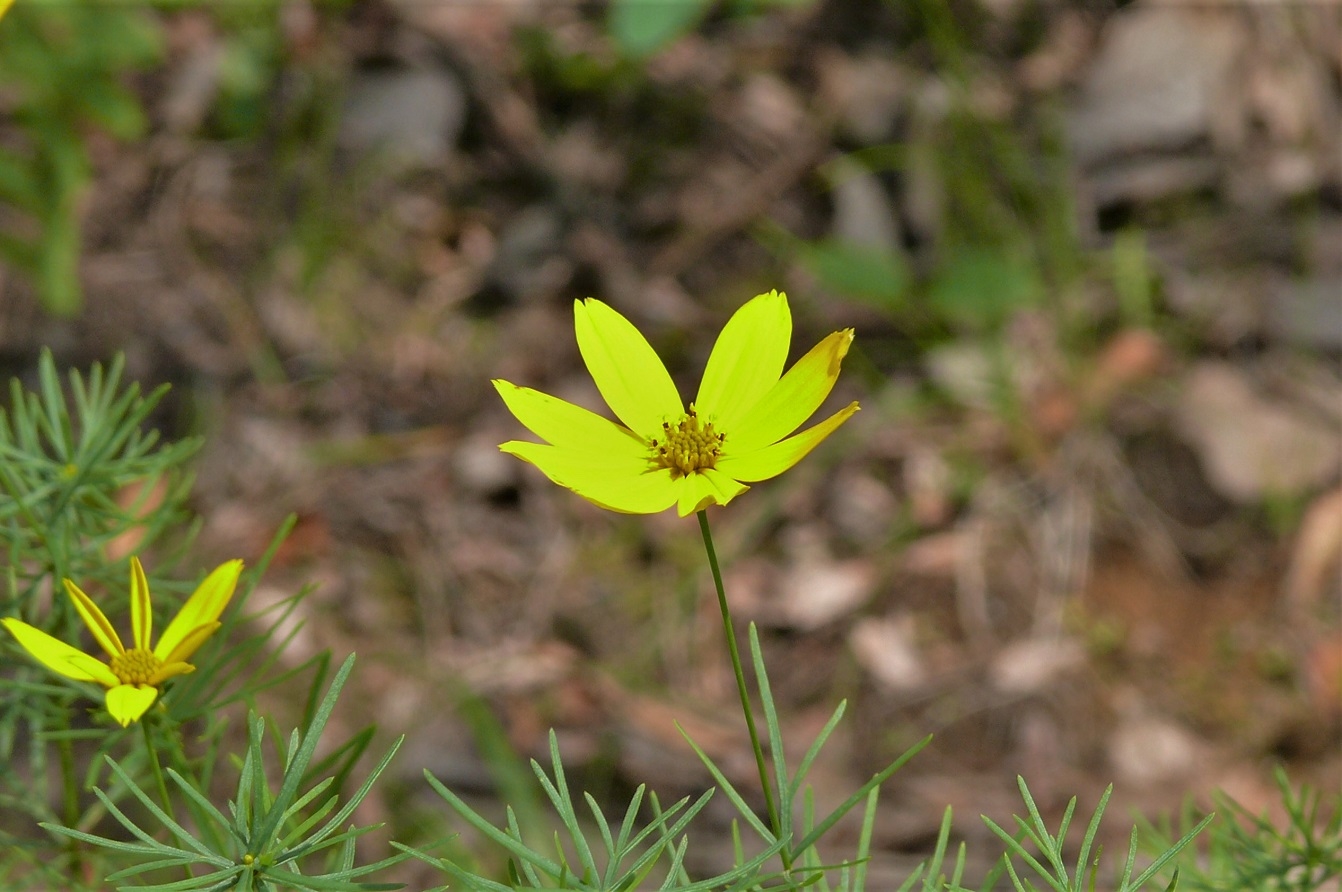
left=2, top=557, right=243, bottom=726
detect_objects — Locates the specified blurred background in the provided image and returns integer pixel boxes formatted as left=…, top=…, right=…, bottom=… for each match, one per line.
left=0, top=0, right=1339, bottom=883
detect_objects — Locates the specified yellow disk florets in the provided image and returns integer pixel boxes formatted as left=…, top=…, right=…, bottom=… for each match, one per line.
left=649, top=405, right=724, bottom=476
left=109, top=648, right=164, bottom=685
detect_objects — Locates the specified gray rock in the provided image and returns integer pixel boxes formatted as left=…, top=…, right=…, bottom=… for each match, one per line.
left=850, top=614, right=926, bottom=692
left=829, top=157, right=903, bottom=253
left=1108, top=712, right=1202, bottom=787
left=1174, top=361, right=1342, bottom=502
left=489, top=204, right=569, bottom=301
left=990, top=637, right=1086, bottom=695
left=162, top=42, right=223, bottom=134
left=1087, top=154, right=1221, bottom=207
left=1068, top=8, right=1243, bottom=165
left=1266, top=276, right=1342, bottom=350
left=339, top=66, right=466, bottom=169
left=817, top=47, right=907, bottom=145
left=776, top=558, right=875, bottom=631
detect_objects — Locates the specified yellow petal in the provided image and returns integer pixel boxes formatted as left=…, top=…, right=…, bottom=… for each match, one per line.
left=157, top=622, right=219, bottom=667
left=63, top=579, right=125, bottom=659
left=154, top=560, right=242, bottom=662
left=499, top=438, right=650, bottom=478
left=675, top=468, right=751, bottom=517
left=106, top=684, right=158, bottom=727
left=695, top=291, right=791, bottom=430
left=130, top=557, right=151, bottom=652
left=501, top=441, right=681, bottom=514
left=492, top=380, right=649, bottom=455
left=2, top=618, right=120, bottom=686
left=148, top=660, right=196, bottom=685
left=717, top=402, right=859, bottom=483
left=574, top=299, right=682, bottom=437
left=726, top=329, right=854, bottom=455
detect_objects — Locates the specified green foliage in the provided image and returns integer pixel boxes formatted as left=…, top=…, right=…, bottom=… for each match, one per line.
left=44, top=654, right=407, bottom=892
left=1148, top=767, right=1342, bottom=891
left=1111, top=228, right=1155, bottom=329
left=0, top=349, right=198, bottom=630
left=202, top=0, right=333, bottom=141
left=0, top=350, right=199, bottom=877
left=0, top=1, right=328, bottom=315
left=0, top=3, right=162, bottom=315
left=607, top=0, right=711, bottom=58
left=785, top=0, right=1081, bottom=337
left=927, top=246, right=1039, bottom=332
left=0, top=353, right=368, bottom=887
left=683, top=623, right=931, bottom=882
left=606, top=0, right=814, bottom=58
left=210, top=19, right=283, bottom=140
left=411, top=730, right=782, bottom=891
left=801, top=238, right=912, bottom=312
left=957, top=777, right=1210, bottom=892
left=161, top=518, right=334, bottom=726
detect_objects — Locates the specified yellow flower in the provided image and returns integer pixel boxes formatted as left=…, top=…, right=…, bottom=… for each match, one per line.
left=0, top=0, right=13, bottom=21
left=2, top=557, right=243, bottom=727
left=494, top=290, right=859, bottom=516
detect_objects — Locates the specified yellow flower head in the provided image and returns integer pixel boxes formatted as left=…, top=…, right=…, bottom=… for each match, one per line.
left=2, top=557, right=243, bottom=727
left=494, top=290, right=859, bottom=516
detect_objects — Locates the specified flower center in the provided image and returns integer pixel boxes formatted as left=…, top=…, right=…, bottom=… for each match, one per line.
left=649, top=405, right=724, bottom=476
left=109, top=648, right=164, bottom=685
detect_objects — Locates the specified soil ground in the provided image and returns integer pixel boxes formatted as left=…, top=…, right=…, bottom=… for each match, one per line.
left=1, top=1, right=1339, bottom=887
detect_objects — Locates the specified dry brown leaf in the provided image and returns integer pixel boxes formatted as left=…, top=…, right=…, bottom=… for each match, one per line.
left=1286, top=486, right=1342, bottom=612
left=107, top=477, right=169, bottom=562
left=849, top=614, right=926, bottom=692
left=1175, top=362, right=1342, bottom=501
left=1302, top=633, right=1342, bottom=720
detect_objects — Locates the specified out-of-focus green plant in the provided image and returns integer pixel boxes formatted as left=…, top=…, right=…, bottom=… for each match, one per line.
left=953, top=778, right=1209, bottom=892
left=0, top=0, right=329, bottom=316
left=607, top=0, right=714, bottom=57
left=778, top=0, right=1082, bottom=339
left=205, top=0, right=337, bottom=141
left=0, top=3, right=162, bottom=315
left=607, top=0, right=814, bottom=58
left=1146, top=766, right=1341, bottom=891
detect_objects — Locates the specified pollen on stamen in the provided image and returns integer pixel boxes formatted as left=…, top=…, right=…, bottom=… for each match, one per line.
left=109, top=648, right=165, bottom=685
left=649, top=404, right=725, bottom=476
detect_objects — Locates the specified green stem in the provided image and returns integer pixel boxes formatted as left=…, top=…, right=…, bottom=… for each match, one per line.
left=161, top=717, right=226, bottom=854
left=58, top=727, right=79, bottom=826
left=142, top=718, right=195, bottom=880
left=141, top=719, right=174, bottom=825
left=56, top=719, right=83, bottom=873
left=696, top=510, right=783, bottom=850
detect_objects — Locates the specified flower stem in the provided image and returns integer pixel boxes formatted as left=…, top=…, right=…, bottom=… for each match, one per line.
left=58, top=726, right=79, bottom=826
left=161, top=718, right=227, bottom=854
left=696, top=510, right=781, bottom=841
left=141, top=718, right=195, bottom=880
left=141, top=719, right=175, bottom=826
left=57, top=718, right=83, bottom=874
